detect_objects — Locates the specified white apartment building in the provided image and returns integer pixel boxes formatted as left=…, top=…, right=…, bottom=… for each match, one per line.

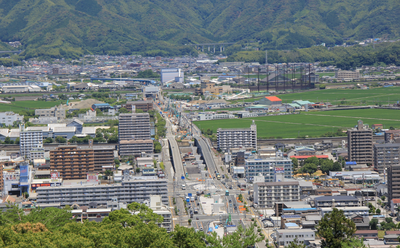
left=36, top=177, right=168, bottom=207
left=276, top=229, right=315, bottom=247
left=254, top=181, right=299, bottom=208
left=35, top=106, right=66, bottom=120
left=335, top=70, right=360, bottom=80
left=217, top=121, right=257, bottom=151
left=245, top=155, right=293, bottom=182
left=20, top=130, right=43, bottom=160
left=0, top=112, right=24, bottom=126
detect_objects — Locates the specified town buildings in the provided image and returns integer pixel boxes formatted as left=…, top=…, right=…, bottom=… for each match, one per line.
left=347, top=120, right=373, bottom=165
left=35, top=106, right=66, bottom=120
left=118, top=113, right=153, bottom=156
left=245, top=155, right=293, bottom=182
left=50, top=146, right=95, bottom=180
left=374, top=143, right=400, bottom=174
left=0, top=112, right=24, bottom=127
left=335, top=70, right=360, bottom=80
left=217, top=121, right=257, bottom=151
left=36, top=177, right=168, bottom=207
left=20, top=129, right=43, bottom=160
left=254, top=181, right=299, bottom=208
left=122, top=100, right=153, bottom=112
left=388, top=165, right=400, bottom=204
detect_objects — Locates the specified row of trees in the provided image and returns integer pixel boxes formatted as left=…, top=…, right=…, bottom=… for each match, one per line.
left=222, top=41, right=400, bottom=70
left=292, top=156, right=343, bottom=176
left=0, top=203, right=264, bottom=247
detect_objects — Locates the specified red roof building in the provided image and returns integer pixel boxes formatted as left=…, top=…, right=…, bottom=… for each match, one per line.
left=260, top=96, right=282, bottom=105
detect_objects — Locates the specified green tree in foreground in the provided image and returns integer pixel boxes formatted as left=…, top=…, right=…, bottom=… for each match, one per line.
left=0, top=203, right=264, bottom=248
left=316, top=208, right=356, bottom=248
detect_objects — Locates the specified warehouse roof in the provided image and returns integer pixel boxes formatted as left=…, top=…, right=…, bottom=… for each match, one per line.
left=265, top=96, right=282, bottom=102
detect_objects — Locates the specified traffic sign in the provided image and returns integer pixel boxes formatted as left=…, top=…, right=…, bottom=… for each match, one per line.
left=181, top=176, right=185, bottom=180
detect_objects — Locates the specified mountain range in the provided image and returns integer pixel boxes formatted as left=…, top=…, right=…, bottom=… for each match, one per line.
left=0, top=0, right=399, bottom=59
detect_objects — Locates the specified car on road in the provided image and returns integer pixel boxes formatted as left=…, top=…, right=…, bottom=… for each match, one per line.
left=196, top=217, right=199, bottom=220
left=229, top=200, right=232, bottom=203
left=229, top=186, right=233, bottom=189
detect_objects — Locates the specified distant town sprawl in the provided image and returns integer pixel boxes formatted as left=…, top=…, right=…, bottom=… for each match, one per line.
left=0, top=55, right=399, bottom=247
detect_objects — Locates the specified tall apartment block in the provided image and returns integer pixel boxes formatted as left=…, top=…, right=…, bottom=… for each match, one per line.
left=93, top=148, right=115, bottom=172
left=50, top=146, right=95, bottom=180
left=217, top=121, right=257, bottom=151
left=245, top=155, right=293, bottom=182
left=36, top=177, right=168, bottom=207
left=347, top=120, right=373, bottom=164
left=20, top=130, right=43, bottom=160
left=118, top=113, right=153, bottom=156
left=374, top=143, right=400, bottom=173
left=254, top=181, right=300, bottom=208
left=388, top=165, right=400, bottom=203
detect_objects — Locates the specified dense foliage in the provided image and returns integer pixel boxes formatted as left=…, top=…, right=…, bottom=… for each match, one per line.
left=0, top=0, right=400, bottom=59
left=0, top=203, right=263, bottom=247
left=223, top=41, right=400, bottom=69
left=316, top=208, right=356, bottom=248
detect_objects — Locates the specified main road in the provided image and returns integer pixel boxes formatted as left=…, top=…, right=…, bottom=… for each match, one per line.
left=166, top=118, right=185, bottom=180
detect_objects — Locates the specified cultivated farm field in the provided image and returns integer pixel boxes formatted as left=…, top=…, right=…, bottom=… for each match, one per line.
left=194, top=109, right=400, bottom=139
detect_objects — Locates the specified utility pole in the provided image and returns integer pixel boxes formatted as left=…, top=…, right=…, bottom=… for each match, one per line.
left=257, top=67, right=260, bottom=92
left=309, top=63, right=311, bottom=89
left=267, top=65, right=269, bottom=93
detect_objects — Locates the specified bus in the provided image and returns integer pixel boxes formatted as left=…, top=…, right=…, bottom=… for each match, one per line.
left=216, top=173, right=221, bottom=180
left=225, top=190, right=229, bottom=196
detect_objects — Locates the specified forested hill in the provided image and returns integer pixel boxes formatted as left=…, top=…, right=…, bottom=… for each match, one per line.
left=0, top=0, right=399, bottom=58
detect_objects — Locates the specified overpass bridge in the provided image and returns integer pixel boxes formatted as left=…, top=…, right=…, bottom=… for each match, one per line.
left=188, top=43, right=235, bottom=53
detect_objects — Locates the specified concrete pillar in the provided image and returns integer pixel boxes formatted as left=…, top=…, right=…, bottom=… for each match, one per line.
left=202, top=46, right=204, bottom=52
left=208, top=46, right=210, bottom=52
left=213, top=45, right=215, bottom=53
left=220, top=46, right=223, bottom=52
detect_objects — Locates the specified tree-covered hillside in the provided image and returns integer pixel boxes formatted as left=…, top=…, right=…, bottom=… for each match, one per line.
left=0, top=0, right=399, bottom=58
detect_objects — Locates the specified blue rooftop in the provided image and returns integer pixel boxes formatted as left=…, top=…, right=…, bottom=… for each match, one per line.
left=285, top=223, right=299, bottom=227
left=281, top=215, right=301, bottom=219
left=93, top=103, right=111, bottom=107
left=345, top=161, right=357, bottom=165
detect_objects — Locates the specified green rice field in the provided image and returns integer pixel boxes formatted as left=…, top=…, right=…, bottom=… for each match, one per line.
left=193, top=109, right=400, bottom=139
left=277, top=87, right=400, bottom=105
left=0, top=100, right=65, bottom=112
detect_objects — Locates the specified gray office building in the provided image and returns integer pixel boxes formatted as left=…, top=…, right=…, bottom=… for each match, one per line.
left=374, top=143, right=400, bottom=173
left=118, top=113, right=153, bottom=156
left=348, top=120, right=373, bottom=165
left=36, top=177, right=168, bottom=207
left=254, top=181, right=299, bottom=208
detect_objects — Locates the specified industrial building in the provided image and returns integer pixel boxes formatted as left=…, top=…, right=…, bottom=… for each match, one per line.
left=259, top=96, right=282, bottom=106
left=374, top=143, right=400, bottom=174
left=161, top=68, right=184, bottom=85
left=254, top=181, right=299, bottom=208
left=217, top=121, right=257, bottom=151
left=347, top=120, right=373, bottom=165
left=35, top=177, right=168, bottom=207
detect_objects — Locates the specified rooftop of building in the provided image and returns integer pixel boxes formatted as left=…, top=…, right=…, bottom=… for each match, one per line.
left=119, top=139, right=153, bottom=144
left=256, top=181, right=299, bottom=186
left=265, top=96, right=282, bottom=102
left=314, top=195, right=359, bottom=202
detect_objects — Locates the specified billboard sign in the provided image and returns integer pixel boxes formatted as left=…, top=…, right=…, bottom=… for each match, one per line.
left=50, top=171, right=59, bottom=181
left=275, top=167, right=284, bottom=173
left=87, top=173, right=99, bottom=182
